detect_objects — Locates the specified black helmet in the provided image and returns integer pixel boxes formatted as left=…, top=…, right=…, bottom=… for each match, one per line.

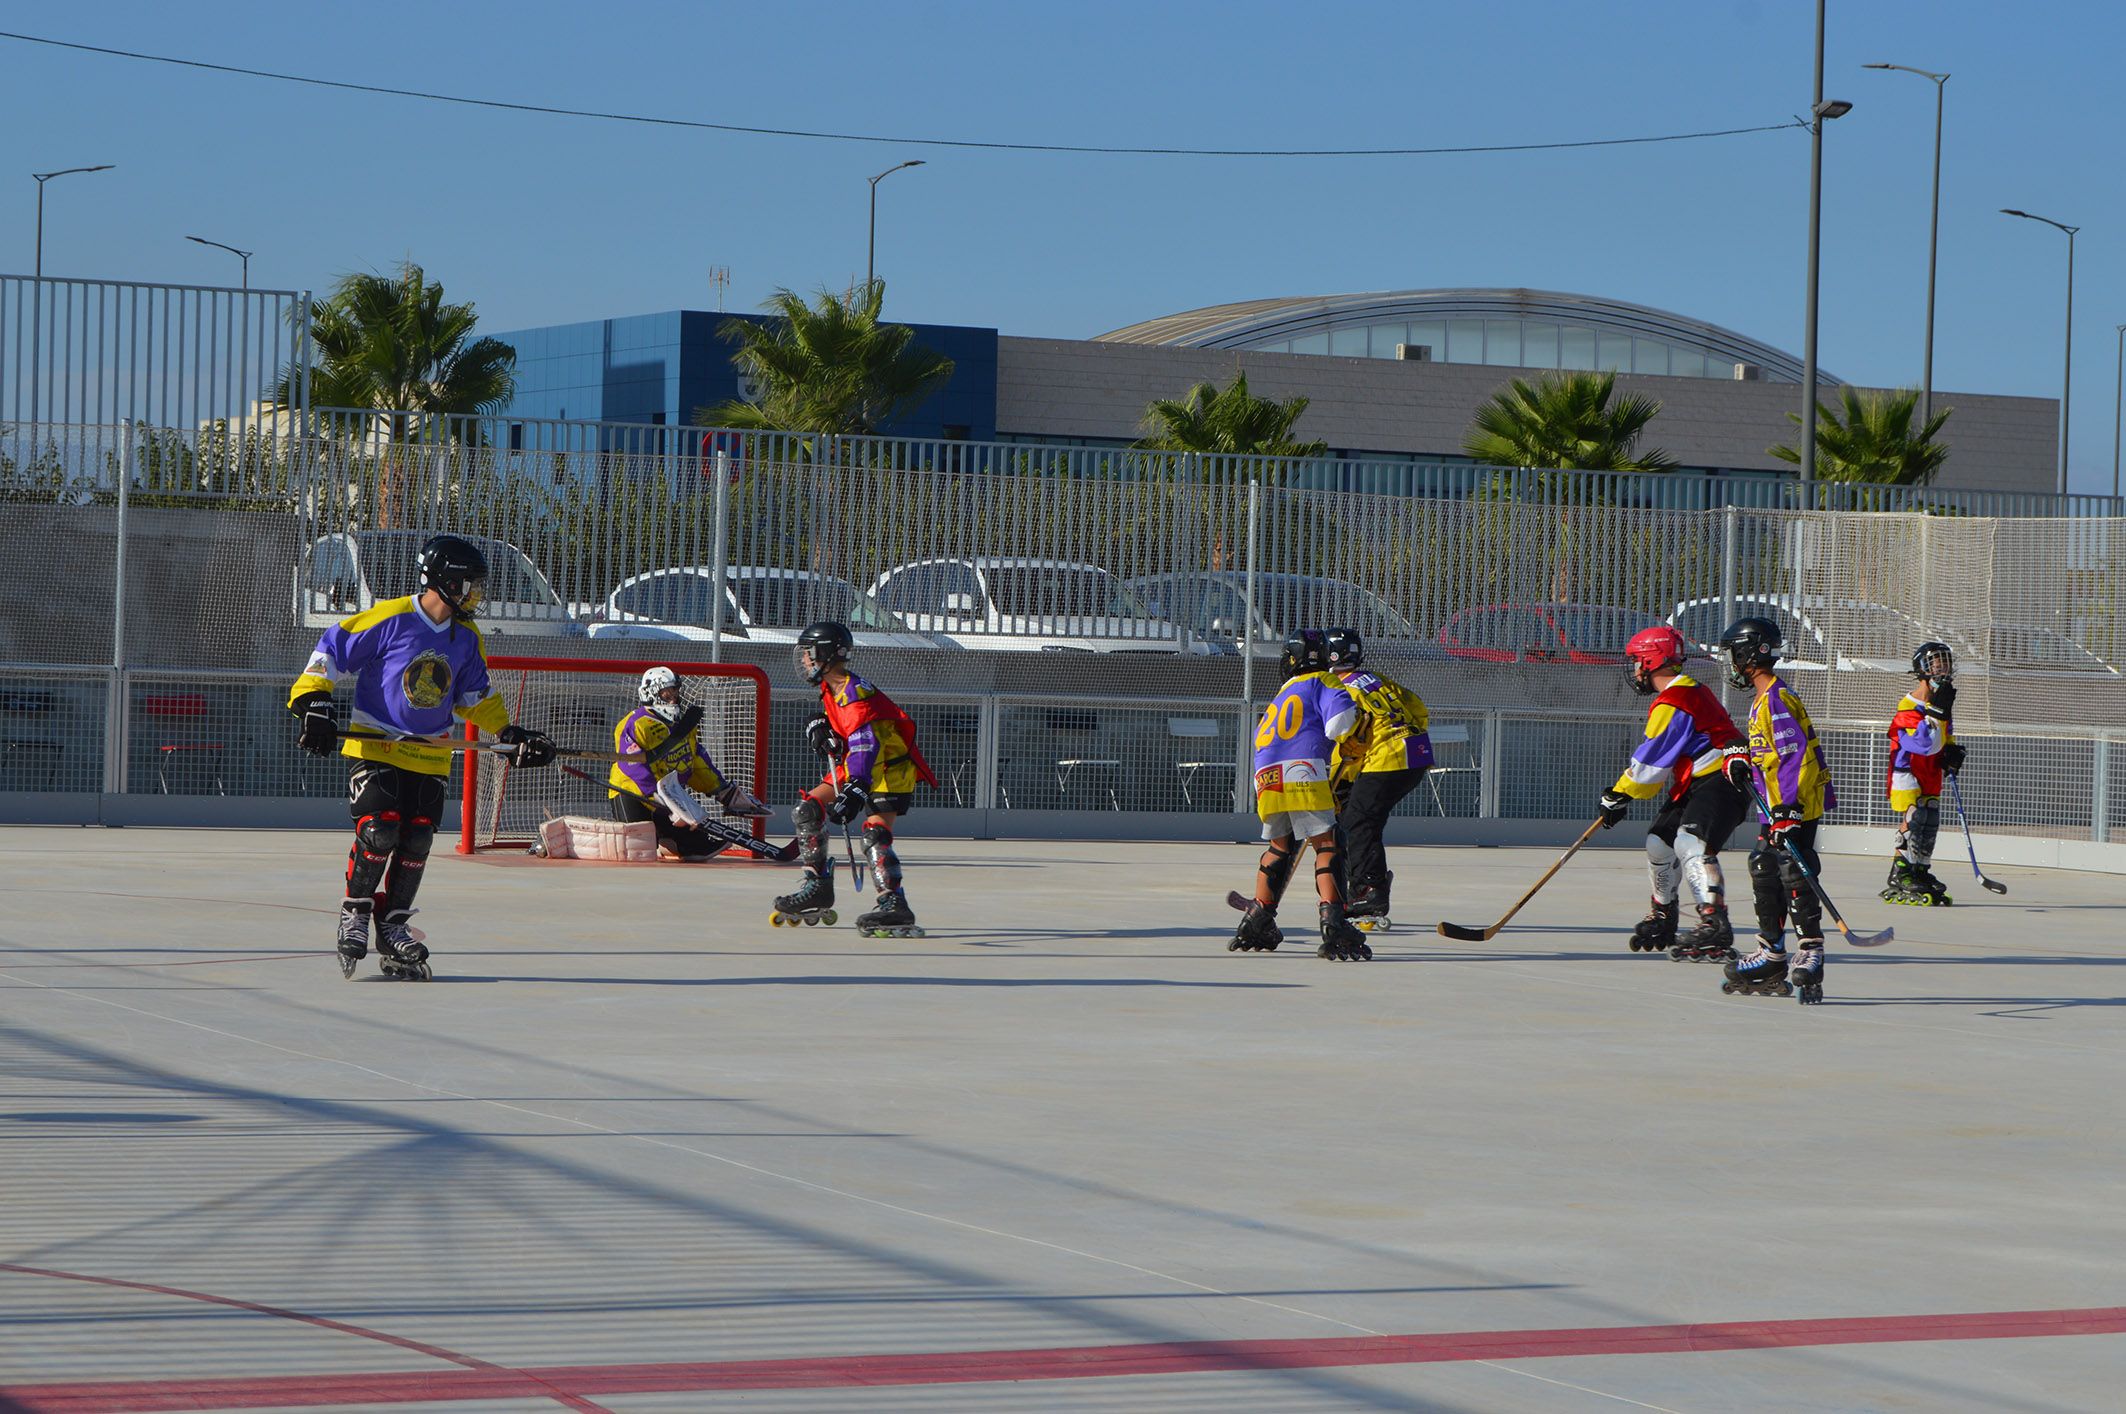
left=1278, top=628, right=1329, bottom=681
left=417, top=534, right=487, bottom=619
left=796, top=620, right=853, bottom=685
left=1717, top=616, right=1782, bottom=690
left=1911, top=640, right=1954, bottom=685
left=1324, top=627, right=1364, bottom=671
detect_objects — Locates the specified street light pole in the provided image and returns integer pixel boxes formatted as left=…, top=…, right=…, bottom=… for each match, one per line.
left=31, top=163, right=115, bottom=277
left=2112, top=322, right=2123, bottom=500
left=1863, top=62, right=1948, bottom=427
left=865, top=159, right=925, bottom=299
left=2002, top=208, right=2080, bottom=495
left=186, top=235, right=254, bottom=290
left=1798, top=0, right=1851, bottom=489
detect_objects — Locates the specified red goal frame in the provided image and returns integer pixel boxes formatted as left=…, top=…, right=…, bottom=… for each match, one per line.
left=457, top=656, right=772, bottom=855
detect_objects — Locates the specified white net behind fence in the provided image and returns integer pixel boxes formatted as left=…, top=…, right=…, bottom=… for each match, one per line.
left=465, top=659, right=767, bottom=851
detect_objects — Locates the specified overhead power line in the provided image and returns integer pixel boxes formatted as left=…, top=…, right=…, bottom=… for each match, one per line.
left=1, top=30, right=1806, bottom=158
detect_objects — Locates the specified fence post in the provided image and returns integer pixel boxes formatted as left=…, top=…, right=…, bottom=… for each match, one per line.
left=707, top=448, right=731, bottom=663
left=104, top=422, right=132, bottom=798
left=2094, top=735, right=2111, bottom=844
left=974, top=693, right=1001, bottom=828
left=1719, top=503, right=1738, bottom=709
left=1479, top=709, right=1502, bottom=819
left=1235, top=478, right=1261, bottom=811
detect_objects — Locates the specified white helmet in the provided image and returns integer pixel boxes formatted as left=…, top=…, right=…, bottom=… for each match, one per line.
left=638, top=665, right=683, bottom=722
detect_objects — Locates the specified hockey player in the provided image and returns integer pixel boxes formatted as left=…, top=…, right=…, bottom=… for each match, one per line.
left=608, top=666, right=768, bottom=860
left=1231, top=629, right=1371, bottom=961
left=288, top=533, right=556, bottom=980
left=1324, top=627, right=1434, bottom=930
left=1598, top=625, right=1751, bottom=962
left=773, top=621, right=938, bottom=936
left=1882, top=641, right=1963, bottom=906
left=1717, top=617, right=1836, bottom=1003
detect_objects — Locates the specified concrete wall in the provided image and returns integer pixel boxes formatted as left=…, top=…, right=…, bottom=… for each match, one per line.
left=995, top=338, right=2060, bottom=496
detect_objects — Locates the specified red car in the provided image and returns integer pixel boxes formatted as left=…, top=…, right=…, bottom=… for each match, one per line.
left=1437, top=603, right=1659, bottom=665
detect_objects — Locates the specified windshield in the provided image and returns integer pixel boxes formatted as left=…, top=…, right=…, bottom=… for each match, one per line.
left=1250, top=579, right=1420, bottom=639
left=731, top=573, right=911, bottom=632
left=984, top=566, right=1149, bottom=619
left=1550, top=606, right=1657, bottom=654
left=351, top=534, right=559, bottom=606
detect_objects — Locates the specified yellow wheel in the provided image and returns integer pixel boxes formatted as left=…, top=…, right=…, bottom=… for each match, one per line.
left=769, top=912, right=786, bottom=927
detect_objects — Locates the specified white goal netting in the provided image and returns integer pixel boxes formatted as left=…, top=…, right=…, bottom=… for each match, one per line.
left=461, top=658, right=769, bottom=852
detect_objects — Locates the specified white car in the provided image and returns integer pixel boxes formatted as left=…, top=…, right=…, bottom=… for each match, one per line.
left=1125, top=570, right=1450, bottom=661
left=1668, top=595, right=2117, bottom=677
left=296, top=531, right=585, bottom=637
left=868, top=557, right=1215, bottom=654
left=584, top=565, right=950, bottom=651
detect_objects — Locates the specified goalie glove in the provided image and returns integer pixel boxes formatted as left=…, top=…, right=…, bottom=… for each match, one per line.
left=714, top=781, right=770, bottom=818
left=655, top=772, right=712, bottom=827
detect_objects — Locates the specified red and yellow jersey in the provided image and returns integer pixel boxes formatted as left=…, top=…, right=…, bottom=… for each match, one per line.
left=607, top=707, right=727, bottom=801
left=1886, top=693, right=1952, bottom=805
left=1333, top=668, right=1435, bottom=780
left=820, top=673, right=937, bottom=795
left=1746, top=678, right=1835, bottom=821
left=286, top=596, right=509, bottom=777
left=1611, top=673, right=1743, bottom=803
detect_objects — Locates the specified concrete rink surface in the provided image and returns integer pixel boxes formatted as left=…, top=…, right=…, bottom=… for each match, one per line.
left=1, top=825, right=2121, bottom=1413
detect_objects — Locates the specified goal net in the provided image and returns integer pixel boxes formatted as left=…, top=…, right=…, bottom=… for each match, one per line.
left=458, top=657, right=770, bottom=854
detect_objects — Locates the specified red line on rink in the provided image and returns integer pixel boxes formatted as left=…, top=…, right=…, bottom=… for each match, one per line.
left=4, top=1305, right=2122, bottom=1410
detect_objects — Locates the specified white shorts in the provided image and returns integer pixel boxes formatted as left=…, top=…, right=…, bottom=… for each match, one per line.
left=1261, top=808, right=1337, bottom=841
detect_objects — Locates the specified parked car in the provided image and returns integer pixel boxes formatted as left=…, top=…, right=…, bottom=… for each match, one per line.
left=1670, top=594, right=2117, bottom=677
left=1124, top=570, right=1449, bottom=660
left=1437, top=603, right=1657, bottom=664
left=296, top=531, right=585, bottom=636
left=869, top=557, right=1215, bottom=654
left=585, top=565, right=950, bottom=651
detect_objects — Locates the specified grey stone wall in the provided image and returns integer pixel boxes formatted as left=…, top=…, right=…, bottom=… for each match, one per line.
left=995, top=337, right=2059, bottom=496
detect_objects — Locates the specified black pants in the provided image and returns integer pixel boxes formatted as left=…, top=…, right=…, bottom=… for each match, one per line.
left=611, top=790, right=726, bottom=859
left=1338, top=767, right=1426, bottom=898
left=1749, top=819, right=1825, bottom=939
left=347, top=761, right=447, bottom=913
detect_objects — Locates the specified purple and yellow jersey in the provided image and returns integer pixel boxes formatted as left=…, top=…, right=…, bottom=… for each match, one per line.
left=286, top=596, right=507, bottom=777
left=1334, top=669, right=1436, bottom=777
left=607, top=708, right=727, bottom=801
left=1747, top=677, right=1835, bottom=821
left=825, top=674, right=920, bottom=795
left=1611, top=673, right=1744, bottom=803
left=1253, top=671, right=1360, bottom=817
left=1886, top=693, right=1952, bottom=806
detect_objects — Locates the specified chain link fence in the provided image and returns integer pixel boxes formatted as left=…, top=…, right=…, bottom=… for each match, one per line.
left=5, top=418, right=2124, bottom=853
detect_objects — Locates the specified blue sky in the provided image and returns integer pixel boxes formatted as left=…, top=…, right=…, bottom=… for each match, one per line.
left=5, top=0, right=2123, bottom=490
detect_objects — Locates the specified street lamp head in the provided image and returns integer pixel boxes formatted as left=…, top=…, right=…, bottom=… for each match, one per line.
left=2001, top=208, right=2028, bottom=218
left=1814, top=99, right=1853, bottom=120
left=32, top=163, right=115, bottom=181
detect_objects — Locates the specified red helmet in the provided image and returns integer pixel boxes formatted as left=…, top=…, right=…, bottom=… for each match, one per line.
left=1624, top=625, right=1690, bottom=695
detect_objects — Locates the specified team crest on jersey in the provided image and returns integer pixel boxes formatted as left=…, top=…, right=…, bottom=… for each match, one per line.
left=401, top=652, right=454, bottom=709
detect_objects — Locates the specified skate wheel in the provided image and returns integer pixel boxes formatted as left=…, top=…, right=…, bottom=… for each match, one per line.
left=1776, top=982, right=1793, bottom=996
left=770, top=912, right=785, bottom=927
left=821, top=910, right=837, bottom=926
left=803, top=915, right=819, bottom=926
left=1721, top=981, right=1738, bottom=994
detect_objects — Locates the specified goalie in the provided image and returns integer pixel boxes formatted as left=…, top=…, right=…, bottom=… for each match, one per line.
left=607, top=666, right=768, bottom=860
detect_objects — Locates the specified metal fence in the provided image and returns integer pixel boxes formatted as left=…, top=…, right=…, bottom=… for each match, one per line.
left=5, top=416, right=2125, bottom=855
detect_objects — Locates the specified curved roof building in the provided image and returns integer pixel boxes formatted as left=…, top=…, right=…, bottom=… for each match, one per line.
left=1097, top=288, right=1837, bottom=385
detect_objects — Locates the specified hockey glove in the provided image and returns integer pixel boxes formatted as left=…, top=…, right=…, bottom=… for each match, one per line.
left=1767, top=803, right=1805, bottom=836
left=1918, top=680, right=1956, bottom=719
left=1597, top=789, right=1632, bottom=829
left=1722, top=745, right=1754, bottom=794
left=804, top=715, right=844, bottom=759
left=1939, top=742, right=1967, bottom=774
left=497, top=724, right=557, bottom=769
left=292, top=692, right=338, bottom=757
left=714, top=782, right=771, bottom=817
left=824, top=780, right=870, bottom=825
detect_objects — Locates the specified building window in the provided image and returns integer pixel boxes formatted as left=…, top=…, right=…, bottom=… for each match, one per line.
left=1559, top=326, right=1596, bottom=370
left=508, top=423, right=524, bottom=451
left=1292, top=331, right=1329, bottom=355
left=1329, top=325, right=1367, bottom=357
left=1367, top=322, right=1408, bottom=358
left=1596, top=332, right=1632, bottom=372
left=1522, top=322, right=1560, bottom=369
left=1446, top=319, right=1484, bottom=364
left=1633, top=338, right=1670, bottom=376
left=1484, top=320, right=1523, bottom=367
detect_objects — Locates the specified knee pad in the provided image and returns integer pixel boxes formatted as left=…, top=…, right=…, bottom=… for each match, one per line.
left=1748, top=845, right=1784, bottom=889
left=1903, top=801, right=1940, bottom=865
left=792, top=796, right=824, bottom=833
left=397, top=812, right=437, bottom=862
left=356, top=810, right=402, bottom=857
left=1258, top=838, right=1299, bottom=902
left=1644, top=833, right=1680, bottom=904
left=862, top=820, right=901, bottom=892
left=1676, top=828, right=1724, bottom=905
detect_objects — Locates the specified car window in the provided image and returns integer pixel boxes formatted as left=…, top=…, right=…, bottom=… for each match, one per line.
left=1673, top=601, right=1725, bottom=650
left=982, top=566, right=1145, bottom=618
left=732, top=574, right=858, bottom=628
left=352, top=533, right=559, bottom=606
left=877, top=564, right=946, bottom=614
left=1551, top=606, right=1652, bottom=654
left=1457, top=607, right=1552, bottom=651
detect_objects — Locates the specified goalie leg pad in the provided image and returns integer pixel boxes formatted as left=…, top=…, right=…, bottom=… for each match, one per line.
left=538, top=816, right=660, bottom=861
left=862, top=818, right=902, bottom=893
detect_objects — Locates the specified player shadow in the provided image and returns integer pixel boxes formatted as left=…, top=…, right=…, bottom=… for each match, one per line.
left=1840, top=953, right=2126, bottom=967
left=1826, top=996, right=2126, bottom=1014
left=453, top=973, right=1306, bottom=990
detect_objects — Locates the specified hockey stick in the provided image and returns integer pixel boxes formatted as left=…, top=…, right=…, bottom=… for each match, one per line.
left=554, top=762, right=796, bottom=861
left=1947, top=773, right=2009, bottom=895
left=817, top=741, right=868, bottom=893
left=340, top=729, right=628, bottom=763
left=1740, top=779, right=1892, bottom=948
left=1435, top=818, right=1604, bottom=942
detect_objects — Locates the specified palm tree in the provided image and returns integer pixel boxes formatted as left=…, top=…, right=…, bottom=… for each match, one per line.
left=1462, top=371, right=1674, bottom=472
left=1136, top=371, right=1327, bottom=458
left=1770, top=386, right=1951, bottom=485
left=696, top=283, right=954, bottom=437
left=274, top=262, right=517, bottom=527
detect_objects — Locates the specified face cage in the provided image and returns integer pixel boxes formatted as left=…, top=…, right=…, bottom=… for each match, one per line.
left=1916, top=648, right=1954, bottom=683
left=439, top=576, right=485, bottom=618
left=795, top=644, right=840, bottom=684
